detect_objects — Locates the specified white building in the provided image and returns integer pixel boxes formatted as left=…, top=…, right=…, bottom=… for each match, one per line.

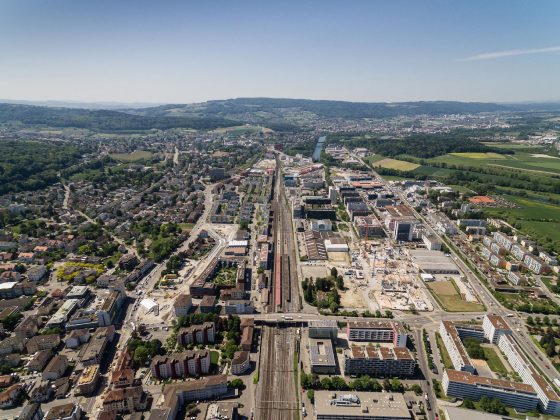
left=483, top=315, right=512, bottom=344
left=439, top=321, right=475, bottom=374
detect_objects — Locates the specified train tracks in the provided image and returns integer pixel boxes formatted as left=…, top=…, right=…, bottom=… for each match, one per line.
left=256, top=326, right=299, bottom=420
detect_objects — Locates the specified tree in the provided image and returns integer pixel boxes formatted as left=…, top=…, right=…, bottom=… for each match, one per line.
left=544, top=316, right=551, bottom=326
left=410, top=384, right=423, bottom=395
left=331, top=376, right=347, bottom=390
left=229, top=379, right=245, bottom=390
left=307, top=389, right=315, bottom=404
left=335, top=275, right=344, bottom=290
left=383, top=378, right=391, bottom=391
left=527, top=316, right=534, bottom=325
left=320, top=377, right=333, bottom=390
left=391, top=378, right=403, bottom=392
left=133, top=347, right=149, bottom=366
left=463, top=399, right=475, bottom=409
left=330, top=267, right=338, bottom=278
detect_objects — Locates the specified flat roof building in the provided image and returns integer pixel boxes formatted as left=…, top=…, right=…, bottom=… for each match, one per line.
left=309, top=338, right=337, bottom=374
left=314, top=391, right=411, bottom=420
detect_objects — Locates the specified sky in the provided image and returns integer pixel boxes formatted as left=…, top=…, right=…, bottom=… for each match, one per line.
left=0, top=0, right=559, bottom=104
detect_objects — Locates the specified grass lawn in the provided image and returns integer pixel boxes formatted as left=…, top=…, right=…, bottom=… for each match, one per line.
left=210, top=350, right=219, bottom=365
left=110, top=150, right=153, bottom=161
left=372, top=157, right=420, bottom=171
left=435, top=332, right=455, bottom=370
left=179, top=223, right=196, bottom=232
left=427, top=280, right=485, bottom=312
left=482, top=346, right=509, bottom=376
left=450, top=152, right=507, bottom=159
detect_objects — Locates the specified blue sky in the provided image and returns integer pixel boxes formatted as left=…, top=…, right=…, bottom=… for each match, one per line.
left=0, top=0, right=559, bottom=104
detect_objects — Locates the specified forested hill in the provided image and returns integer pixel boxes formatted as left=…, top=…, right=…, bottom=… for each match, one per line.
left=0, top=103, right=240, bottom=131
left=132, top=98, right=510, bottom=120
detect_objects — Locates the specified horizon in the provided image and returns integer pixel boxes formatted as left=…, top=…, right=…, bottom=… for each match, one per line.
left=1, top=0, right=559, bottom=104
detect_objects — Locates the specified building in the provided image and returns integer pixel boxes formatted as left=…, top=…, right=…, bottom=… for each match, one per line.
left=422, top=234, right=442, bottom=251
left=64, top=328, right=91, bottom=349
left=231, top=351, right=250, bottom=375
left=324, top=238, right=349, bottom=253
left=308, top=320, right=338, bottom=339
left=524, top=254, right=549, bottom=275
left=498, top=334, right=560, bottom=415
left=443, top=369, right=539, bottom=413
left=76, top=365, right=100, bottom=396
left=46, top=299, right=80, bottom=328
left=309, top=338, right=337, bottom=374
left=313, top=391, right=411, bottom=420
left=26, top=334, right=61, bottom=353
left=354, top=217, right=384, bottom=238
left=483, top=314, right=512, bottom=344
left=439, top=321, right=475, bottom=373
left=102, top=386, right=150, bottom=414
left=27, top=349, right=53, bottom=373
left=173, top=294, right=192, bottom=317
left=409, top=249, right=460, bottom=275
left=344, top=346, right=415, bottom=377
left=0, top=384, right=24, bottom=409
left=199, top=295, right=217, bottom=312
left=97, top=290, right=123, bottom=326
left=309, top=219, right=332, bottom=232
left=177, top=322, right=215, bottom=346
left=18, top=403, right=44, bottom=420
left=150, top=350, right=210, bottom=380
left=79, top=325, right=115, bottom=366
left=444, top=406, right=516, bottom=420
left=346, top=321, right=408, bottom=347
left=154, top=376, right=230, bottom=420
left=240, top=325, right=253, bottom=351
left=42, top=355, right=68, bottom=380
left=14, top=315, right=40, bottom=338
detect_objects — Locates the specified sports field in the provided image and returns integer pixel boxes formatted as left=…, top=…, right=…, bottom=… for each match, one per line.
left=427, top=280, right=485, bottom=312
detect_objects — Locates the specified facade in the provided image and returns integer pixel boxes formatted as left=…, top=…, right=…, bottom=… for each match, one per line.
left=344, top=346, right=415, bottom=377
left=42, top=355, right=68, bottom=381
left=498, top=334, right=560, bottom=416
left=482, top=314, right=512, bottom=344
left=231, top=351, right=250, bottom=375
left=439, top=321, right=475, bottom=374
left=308, top=320, right=338, bottom=339
left=76, top=365, right=100, bottom=396
left=26, top=334, right=61, bottom=353
left=44, top=403, right=82, bottom=420
left=354, top=217, right=385, bottom=238
left=310, top=219, right=333, bottom=232
left=102, top=386, right=150, bottom=414
left=443, top=369, right=539, bottom=412
left=150, top=350, right=210, bottom=379
left=173, top=294, right=192, bottom=317
left=177, top=322, right=215, bottom=346
left=346, top=321, right=408, bottom=347
left=80, top=326, right=114, bottom=366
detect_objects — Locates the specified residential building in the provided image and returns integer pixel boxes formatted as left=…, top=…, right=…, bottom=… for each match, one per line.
left=42, top=355, right=68, bottom=380
left=0, top=384, right=24, bottom=409
left=76, top=365, right=100, bottom=396
left=173, top=294, right=192, bottom=317
left=439, top=321, right=475, bottom=373
left=150, top=350, right=210, bottom=379
left=177, top=322, right=215, bottom=346
left=18, top=403, right=44, bottom=420
left=26, top=334, right=61, bottom=353
left=346, top=321, right=408, bottom=347
left=102, top=386, right=150, bottom=414
left=443, top=369, right=539, bottom=413
left=14, top=315, right=40, bottom=338
left=482, top=314, right=512, bottom=344
left=27, top=349, right=53, bottom=373
left=231, top=351, right=250, bottom=375
left=79, top=326, right=114, bottom=366
left=344, top=346, right=415, bottom=377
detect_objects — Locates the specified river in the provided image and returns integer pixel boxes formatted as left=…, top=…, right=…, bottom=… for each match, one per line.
left=312, top=135, right=326, bottom=162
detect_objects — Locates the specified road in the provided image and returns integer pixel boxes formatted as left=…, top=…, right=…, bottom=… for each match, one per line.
left=414, top=329, right=437, bottom=420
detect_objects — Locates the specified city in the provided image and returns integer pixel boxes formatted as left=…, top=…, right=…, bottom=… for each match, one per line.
left=1, top=1, right=560, bottom=420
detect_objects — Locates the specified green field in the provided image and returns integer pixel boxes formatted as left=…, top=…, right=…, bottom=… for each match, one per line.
left=372, top=157, right=420, bottom=171
left=450, top=152, right=507, bottom=159
left=110, top=150, right=153, bottom=161
left=427, top=280, right=485, bottom=312
left=482, top=346, right=509, bottom=376
left=435, top=332, right=454, bottom=370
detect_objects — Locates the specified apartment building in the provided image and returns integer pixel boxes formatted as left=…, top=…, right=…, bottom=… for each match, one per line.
left=439, top=321, right=475, bottom=374
left=498, top=334, right=560, bottom=416
left=482, top=315, right=512, bottom=344
left=150, top=350, right=210, bottom=380
left=177, top=322, right=215, bottom=346
left=524, top=254, right=549, bottom=275
left=346, top=321, right=408, bottom=347
left=344, top=346, right=415, bottom=377
left=443, top=369, right=539, bottom=412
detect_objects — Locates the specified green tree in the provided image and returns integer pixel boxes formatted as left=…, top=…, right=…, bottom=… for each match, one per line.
left=134, top=347, right=150, bottom=366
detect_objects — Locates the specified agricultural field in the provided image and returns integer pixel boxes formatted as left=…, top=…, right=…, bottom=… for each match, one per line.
left=372, top=157, right=420, bottom=171
left=109, top=150, right=153, bottom=161
left=427, top=280, right=485, bottom=312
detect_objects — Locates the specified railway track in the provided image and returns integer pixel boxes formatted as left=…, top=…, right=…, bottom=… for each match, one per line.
left=256, top=326, right=299, bottom=420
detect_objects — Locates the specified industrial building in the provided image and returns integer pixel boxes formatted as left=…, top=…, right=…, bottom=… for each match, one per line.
left=313, top=392, right=411, bottom=420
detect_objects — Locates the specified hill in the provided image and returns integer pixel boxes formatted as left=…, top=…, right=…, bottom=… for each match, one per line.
left=0, top=103, right=239, bottom=132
